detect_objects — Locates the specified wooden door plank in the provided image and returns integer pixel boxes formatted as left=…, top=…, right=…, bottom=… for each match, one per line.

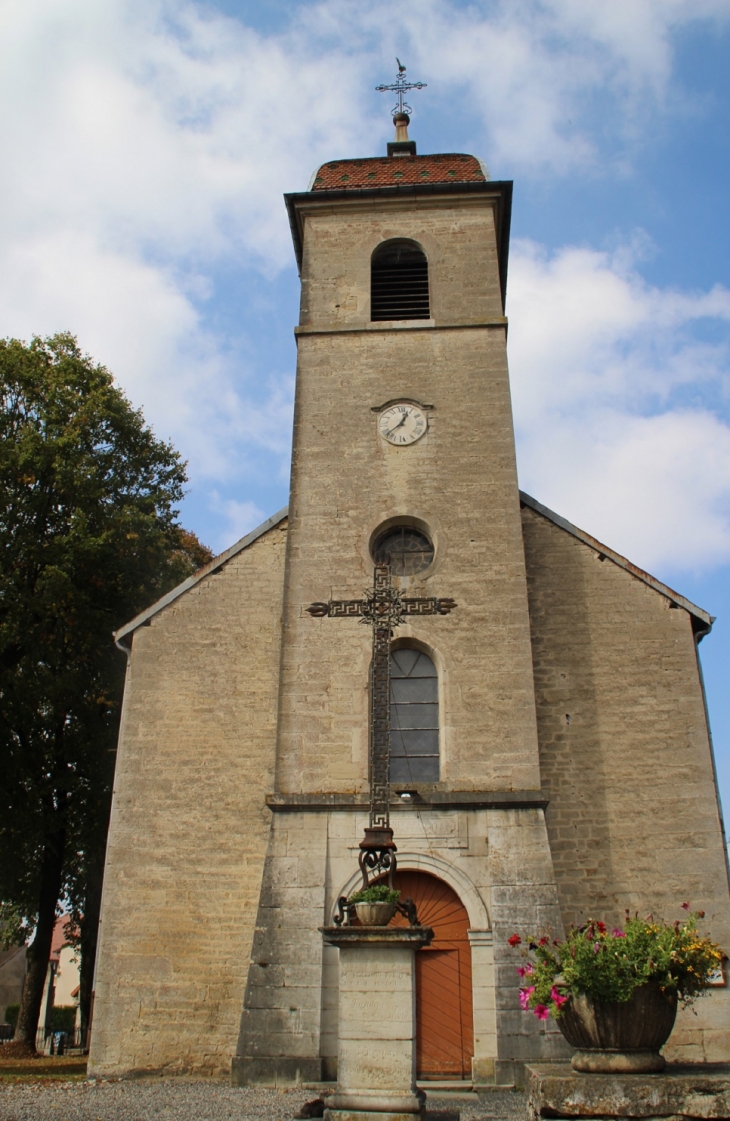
left=387, top=871, right=474, bottom=1079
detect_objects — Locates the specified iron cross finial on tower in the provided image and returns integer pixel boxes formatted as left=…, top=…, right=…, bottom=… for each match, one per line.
left=375, top=59, right=427, bottom=144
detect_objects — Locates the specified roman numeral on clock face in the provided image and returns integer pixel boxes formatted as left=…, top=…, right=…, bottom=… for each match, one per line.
left=378, top=403, right=428, bottom=446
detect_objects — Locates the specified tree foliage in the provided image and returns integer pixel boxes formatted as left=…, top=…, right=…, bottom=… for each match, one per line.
left=0, top=333, right=212, bottom=1043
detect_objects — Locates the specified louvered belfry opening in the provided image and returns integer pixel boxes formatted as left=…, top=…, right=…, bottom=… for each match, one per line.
left=371, top=239, right=430, bottom=321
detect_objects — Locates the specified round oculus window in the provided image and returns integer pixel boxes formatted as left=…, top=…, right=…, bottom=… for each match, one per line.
left=372, top=526, right=434, bottom=576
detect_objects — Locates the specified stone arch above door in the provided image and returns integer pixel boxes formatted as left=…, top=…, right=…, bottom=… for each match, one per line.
left=334, top=849, right=489, bottom=931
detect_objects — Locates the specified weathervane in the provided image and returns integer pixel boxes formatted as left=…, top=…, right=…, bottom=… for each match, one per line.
left=375, top=58, right=427, bottom=121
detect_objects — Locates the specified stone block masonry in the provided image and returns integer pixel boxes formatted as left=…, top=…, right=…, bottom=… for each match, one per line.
left=89, top=519, right=289, bottom=1077
left=526, top=1062, right=730, bottom=1120
left=233, top=811, right=330, bottom=1086
left=522, top=503, right=730, bottom=1062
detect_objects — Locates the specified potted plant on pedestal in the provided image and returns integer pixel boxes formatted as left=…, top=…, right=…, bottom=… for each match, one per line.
left=509, top=905, right=724, bottom=1073
left=348, top=884, right=401, bottom=927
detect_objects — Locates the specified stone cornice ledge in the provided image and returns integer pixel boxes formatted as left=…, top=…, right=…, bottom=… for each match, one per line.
left=321, top=926, right=434, bottom=948
left=294, top=318, right=508, bottom=336
left=266, top=789, right=549, bottom=811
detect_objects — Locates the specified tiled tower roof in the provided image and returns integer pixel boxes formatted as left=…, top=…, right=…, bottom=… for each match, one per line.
left=311, top=153, right=487, bottom=191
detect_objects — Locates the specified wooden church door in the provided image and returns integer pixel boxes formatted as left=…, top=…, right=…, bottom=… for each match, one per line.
left=390, top=871, right=474, bottom=1079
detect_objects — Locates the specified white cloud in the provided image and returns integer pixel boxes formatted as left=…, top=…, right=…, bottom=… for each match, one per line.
left=0, top=0, right=349, bottom=482
left=1, top=0, right=729, bottom=560
left=322, top=0, right=730, bottom=174
left=509, top=238, right=730, bottom=572
left=509, top=239, right=730, bottom=415
left=207, top=495, right=267, bottom=554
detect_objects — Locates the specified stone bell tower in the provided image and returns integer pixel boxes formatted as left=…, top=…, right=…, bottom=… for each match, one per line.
left=233, top=95, right=567, bottom=1087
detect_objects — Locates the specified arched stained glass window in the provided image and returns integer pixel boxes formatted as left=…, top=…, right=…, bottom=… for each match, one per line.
left=371, top=239, right=430, bottom=321
left=390, top=648, right=439, bottom=783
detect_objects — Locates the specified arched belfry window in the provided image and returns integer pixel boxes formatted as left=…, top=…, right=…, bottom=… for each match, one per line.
left=390, top=648, right=439, bottom=783
left=371, top=239, right=430, bottom=321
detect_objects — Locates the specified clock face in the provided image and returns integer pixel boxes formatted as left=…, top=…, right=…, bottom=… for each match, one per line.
left=378, top=403, right=428, bottom=446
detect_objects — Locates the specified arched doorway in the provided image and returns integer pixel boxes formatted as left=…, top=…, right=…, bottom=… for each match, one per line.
left=390, top=871, right=474, bottom=1079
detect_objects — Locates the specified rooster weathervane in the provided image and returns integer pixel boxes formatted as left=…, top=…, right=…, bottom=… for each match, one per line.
left=375, top=59, right=427, bottom=120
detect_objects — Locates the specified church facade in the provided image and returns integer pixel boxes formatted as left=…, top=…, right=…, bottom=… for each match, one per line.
left=89, top=138, right=730, bottom=1086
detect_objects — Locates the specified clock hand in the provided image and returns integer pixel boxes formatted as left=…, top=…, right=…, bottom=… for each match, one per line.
left=385, top=414, right=409, bottom=437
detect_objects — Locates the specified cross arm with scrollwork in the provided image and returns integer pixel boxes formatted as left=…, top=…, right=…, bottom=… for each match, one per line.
left=307, top=597, right=457, bottom=620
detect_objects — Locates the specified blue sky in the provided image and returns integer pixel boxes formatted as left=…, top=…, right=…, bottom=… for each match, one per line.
left=2, top=0, right=729, bottom=823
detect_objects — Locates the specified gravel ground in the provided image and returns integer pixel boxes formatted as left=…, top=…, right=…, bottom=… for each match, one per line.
left=0, top=1080, right=526, bottom=1121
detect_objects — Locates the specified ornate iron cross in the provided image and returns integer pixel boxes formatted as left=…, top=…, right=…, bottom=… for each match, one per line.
left=375, top=60, right=427, bottom=120
left=307, top=564, right=456, bottom=832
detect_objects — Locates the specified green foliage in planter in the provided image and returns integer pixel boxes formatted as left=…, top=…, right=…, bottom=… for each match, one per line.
left=4, top=1003, right=19, bottom=1028
left=348, top=885, right=400, bottom=905
left=509, top=907, right=724, bottom=1020
left=49, top=1005, right=77, bottom=1033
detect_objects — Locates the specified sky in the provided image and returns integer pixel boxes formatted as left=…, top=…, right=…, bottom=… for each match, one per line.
left=2, top=0, right=729, bottom=826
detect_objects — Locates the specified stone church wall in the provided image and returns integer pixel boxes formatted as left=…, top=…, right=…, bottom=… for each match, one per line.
left=88, top=519, right=288, bottom=1077
left=522, top=503, right=730, bottom=1061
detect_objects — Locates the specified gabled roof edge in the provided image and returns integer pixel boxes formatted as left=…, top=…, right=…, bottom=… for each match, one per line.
left=114, top=506, right=289, bottom=648
left=519, top=491, right=714, bottom=633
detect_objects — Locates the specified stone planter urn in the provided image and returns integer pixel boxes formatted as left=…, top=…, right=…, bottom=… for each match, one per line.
left=354, top=901, right=396, bottom=927
left=557, top=982, right=678, bottom=1073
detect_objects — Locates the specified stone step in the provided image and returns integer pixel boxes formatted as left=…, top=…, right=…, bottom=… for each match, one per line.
left=302, top=1079, right=514, bottom=1099
left=418, top=1081, right=478, bottom=1100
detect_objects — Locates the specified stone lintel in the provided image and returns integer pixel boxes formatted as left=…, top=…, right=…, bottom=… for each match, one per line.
left=321, top=926, right=434, bottom=949
left=267, top=790, right=548, bottom=812
left=525, top=1062, right=730, bottom=1121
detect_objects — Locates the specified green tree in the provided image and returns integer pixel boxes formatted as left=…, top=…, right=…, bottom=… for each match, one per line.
left=0, top=333, right=212, bottom=1047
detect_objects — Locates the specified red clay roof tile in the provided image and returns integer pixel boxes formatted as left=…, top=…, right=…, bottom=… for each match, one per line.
left=311, top=153, right=486, bottom=191
left=50, top=915, right=72, bottom=958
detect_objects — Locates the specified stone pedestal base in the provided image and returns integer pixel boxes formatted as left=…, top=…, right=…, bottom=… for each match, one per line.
left=321, top=926, right=433, bottom=1120
left=323, top=1112, right=420, bottom=1121
left=526, top=1062, right=730, bottom=1120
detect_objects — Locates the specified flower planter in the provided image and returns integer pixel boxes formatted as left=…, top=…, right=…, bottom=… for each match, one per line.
left=557, top=982, right=678, bottom=1073
left=354, top=901, right=397, bottom=927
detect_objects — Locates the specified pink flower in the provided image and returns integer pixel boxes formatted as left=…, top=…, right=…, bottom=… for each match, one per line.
left=524, top=961, right=534, bottom=975
left=534, top=1004, right=550, bottom=1020
left=594, top=942, right=600, bottom=954
left=596, top=921, right=607, bottom=933
left=508, top=934, right=522, bottom=947
left=681, top=902, right=690, bottom=911
left=612, top=929, right=626, bottom=938
left=550, top=986, right=568, bottom=1008
left=519, top=986, right=535, bottom=1010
